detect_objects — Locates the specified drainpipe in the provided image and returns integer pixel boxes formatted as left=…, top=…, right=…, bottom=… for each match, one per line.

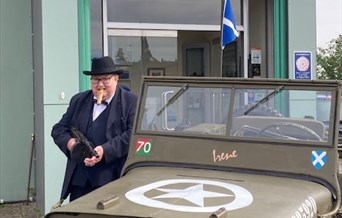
left=274, top=0, right=287, bottom=79
left=78, top=0, right=91, bottom=91
left=274, top=0, right=288, bottom=116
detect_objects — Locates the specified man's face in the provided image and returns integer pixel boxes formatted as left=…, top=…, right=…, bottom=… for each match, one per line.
left=90, top=74, right=119, bottom=100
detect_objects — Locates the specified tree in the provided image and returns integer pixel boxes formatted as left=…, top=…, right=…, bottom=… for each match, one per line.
left=115, top=48, right=127, bottom=64
left=317, top=34, right=342, bottom=79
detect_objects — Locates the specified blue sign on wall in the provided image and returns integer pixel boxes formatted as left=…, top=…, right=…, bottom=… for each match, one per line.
left=294, top=51, right=312, bottom=80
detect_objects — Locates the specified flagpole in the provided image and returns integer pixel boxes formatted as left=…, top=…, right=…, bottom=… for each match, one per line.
left=243, top=0, right=249, bottom=78
left=220, top=0, right=225, bottom=77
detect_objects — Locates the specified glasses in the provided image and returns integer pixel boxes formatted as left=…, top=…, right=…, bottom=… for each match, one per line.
left=90, top=75, right=114, bottom=84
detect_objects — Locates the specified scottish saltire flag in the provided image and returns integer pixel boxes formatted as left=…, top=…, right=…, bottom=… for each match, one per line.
left=221, top=0, right=239, bottom=49
left=311, top=150, right=327, bottom=169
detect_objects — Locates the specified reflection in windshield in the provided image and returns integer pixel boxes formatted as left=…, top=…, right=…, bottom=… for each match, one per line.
left=143, top=86, right=231, bottom=132
left=156, top=84, right=189, bottom=116
left=244, top=85, right=284, bottom=115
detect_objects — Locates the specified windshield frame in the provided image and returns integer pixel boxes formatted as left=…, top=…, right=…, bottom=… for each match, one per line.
left=136, top=79, right=339, bottom=147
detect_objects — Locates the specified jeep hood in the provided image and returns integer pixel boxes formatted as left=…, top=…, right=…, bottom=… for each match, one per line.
left=46, top=167, right=333, bottom=218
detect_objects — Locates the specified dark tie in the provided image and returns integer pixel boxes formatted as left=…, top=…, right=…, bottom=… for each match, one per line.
left=93, top=99, right=108, bottom=105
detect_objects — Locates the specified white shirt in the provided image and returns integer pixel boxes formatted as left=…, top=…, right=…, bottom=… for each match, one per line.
left=92, top=93, right=115, bottom=121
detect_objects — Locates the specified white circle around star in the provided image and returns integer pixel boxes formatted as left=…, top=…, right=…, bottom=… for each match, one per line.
left=125, top=179, right=253, bottom=212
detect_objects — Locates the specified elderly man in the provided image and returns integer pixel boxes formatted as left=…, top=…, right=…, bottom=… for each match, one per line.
left=51, top=56, right=137, bottom=202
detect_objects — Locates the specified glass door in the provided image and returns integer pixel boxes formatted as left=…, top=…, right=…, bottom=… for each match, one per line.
left=183, top=43, right=209, bottom=77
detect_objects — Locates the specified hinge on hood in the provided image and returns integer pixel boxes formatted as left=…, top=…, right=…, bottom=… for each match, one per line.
left=209, top=207, right=227, bottom=218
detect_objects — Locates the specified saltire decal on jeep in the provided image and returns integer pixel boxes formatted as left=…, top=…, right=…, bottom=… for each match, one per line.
left=311, top=150, right=327, bottom=169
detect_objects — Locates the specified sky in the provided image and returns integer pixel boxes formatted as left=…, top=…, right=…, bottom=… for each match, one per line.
left=316, top=0, right=342, bottom=48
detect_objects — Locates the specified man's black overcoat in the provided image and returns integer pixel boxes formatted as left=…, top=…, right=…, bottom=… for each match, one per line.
left=51, top=87, right=137, bottom=200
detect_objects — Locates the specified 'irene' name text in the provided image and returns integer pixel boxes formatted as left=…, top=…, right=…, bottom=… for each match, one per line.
left=213, top=149, right=238, bottom=162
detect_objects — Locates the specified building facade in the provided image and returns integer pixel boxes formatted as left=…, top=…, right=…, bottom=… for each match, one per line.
left=0, top=0, right=316, bottom=214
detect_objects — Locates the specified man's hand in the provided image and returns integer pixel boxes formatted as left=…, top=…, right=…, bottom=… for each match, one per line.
left=67, top=138, right=76, bottom=151
left=84, top=145, right=104, bottom=167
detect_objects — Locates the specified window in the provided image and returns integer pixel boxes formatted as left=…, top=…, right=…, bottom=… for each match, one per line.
left=107, top=0, right=223, bottom=25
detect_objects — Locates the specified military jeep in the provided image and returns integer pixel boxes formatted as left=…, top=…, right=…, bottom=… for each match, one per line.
left=46, top=77, right=342, bottom=218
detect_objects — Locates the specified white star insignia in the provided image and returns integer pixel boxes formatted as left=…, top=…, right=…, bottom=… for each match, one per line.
left=153, top=183, right=233, bottom=207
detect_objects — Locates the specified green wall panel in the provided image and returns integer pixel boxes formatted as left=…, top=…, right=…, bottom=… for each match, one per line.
left=42, top=0, right=79, bottom=105
left=32, top=0, right=79, bottom=214
left=43, top=105, right=69, bottom=212
left=288, top=0, right=316, bottom=79
left=0, top=0, right=34, bottom=202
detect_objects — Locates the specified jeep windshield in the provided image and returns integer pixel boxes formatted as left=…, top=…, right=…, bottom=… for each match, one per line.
left=140, top=80, right=335, bottom=144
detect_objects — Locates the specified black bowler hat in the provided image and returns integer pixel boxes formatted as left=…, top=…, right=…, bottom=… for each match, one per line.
left=83, top=56, right=123, bottom=75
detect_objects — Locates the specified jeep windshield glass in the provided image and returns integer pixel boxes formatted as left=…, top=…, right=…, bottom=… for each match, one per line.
left=231, top=88, right=332, bottom=143
left=141, top=85, right=231, bottom=133
left=244, top=85, right=284, bottom=115
left=156, top=83, right=189, bottom=116
left=140, top=83, right=333, bottom=144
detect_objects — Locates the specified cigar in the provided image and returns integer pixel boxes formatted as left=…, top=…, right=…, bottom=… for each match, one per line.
left=97, top=88, right=104, bottom=105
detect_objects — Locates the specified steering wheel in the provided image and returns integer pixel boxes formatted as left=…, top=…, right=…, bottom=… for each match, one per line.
left=257, top=122, right=323, bottom=141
